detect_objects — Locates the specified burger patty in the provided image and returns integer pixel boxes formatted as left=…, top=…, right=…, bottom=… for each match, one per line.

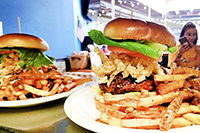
left=99, top=74, right=155, bottom=94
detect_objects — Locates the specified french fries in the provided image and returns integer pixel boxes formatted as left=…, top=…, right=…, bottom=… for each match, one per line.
left=92, top=47, right=200, bottom=131
left=23, top=84, right=51, bottom=96
left=154, top=74, right=194, bottom=82
left=93, top=66, right=200, bottom=131
left=172, top=67, right=200, bottom=77
left=159, top=93, right=183, bottom=131
left=156, top=80, right=185, bottom=95
left=0, top=65, right=92, bottom=101
left=183, top=113, right=200, bottom=125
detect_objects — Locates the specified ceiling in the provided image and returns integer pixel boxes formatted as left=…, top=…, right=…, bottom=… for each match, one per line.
left=88, top=0, right=200, bottom=29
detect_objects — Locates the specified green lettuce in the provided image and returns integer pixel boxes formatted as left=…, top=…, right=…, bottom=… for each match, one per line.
left=168, top=46, right=178, bottom=53
left=88, top=29, right=177, bottom=59
left=0, top=48, right=55, bottom=70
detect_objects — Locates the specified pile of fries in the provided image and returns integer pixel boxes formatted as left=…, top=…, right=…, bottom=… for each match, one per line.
left=91, top=47, right=200, bottom=131
left=94, top=66, right=200, bottom=131
left=0, top=65, right=92, bottom=101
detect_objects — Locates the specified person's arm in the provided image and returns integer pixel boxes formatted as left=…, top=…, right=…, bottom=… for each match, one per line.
left=174, top=43, right=191, bottom=66
left=174, top=51, right=182, bottom=66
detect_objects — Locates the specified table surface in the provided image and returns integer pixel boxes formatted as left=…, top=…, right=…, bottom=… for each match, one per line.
left=0, top=97, right=93, bottom=133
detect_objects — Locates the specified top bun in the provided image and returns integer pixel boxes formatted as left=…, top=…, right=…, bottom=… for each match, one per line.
left=0, top=33, right=49, bottom=51
left=103, top=18, right=176, bottom=47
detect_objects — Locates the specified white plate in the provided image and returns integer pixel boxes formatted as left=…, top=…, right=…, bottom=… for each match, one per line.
left=0, top=83, right=85, bottom=107
left=64, top=86, right=200, bottom=133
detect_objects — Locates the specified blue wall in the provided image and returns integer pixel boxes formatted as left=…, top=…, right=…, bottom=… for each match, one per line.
left=0, top=0, right=83, bottom=58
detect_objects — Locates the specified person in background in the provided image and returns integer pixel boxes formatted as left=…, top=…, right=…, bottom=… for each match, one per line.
left=168, top=22, right=200, bottom=69
left=101, top=45, right=109, bottom=55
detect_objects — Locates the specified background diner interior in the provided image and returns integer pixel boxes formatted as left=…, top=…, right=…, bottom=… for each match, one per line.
left=1, top=1, right=200, bottom=132
left=1, top=0, right=200, bottom=71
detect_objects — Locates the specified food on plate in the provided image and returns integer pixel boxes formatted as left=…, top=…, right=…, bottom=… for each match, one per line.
left=0, top=33, right=92, bottom=101
left=0, top=65, right=92, bottom=100
left=92, top=66, right=200, bottom=131
left=88, top=18, right=200, bottom=131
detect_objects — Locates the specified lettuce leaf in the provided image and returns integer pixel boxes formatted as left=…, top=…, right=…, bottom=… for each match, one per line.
left=168, top=46, right=178, bottom=53
left=0, top=48, right=55, bottom=70
left=88, top=29, right=177, bottom=59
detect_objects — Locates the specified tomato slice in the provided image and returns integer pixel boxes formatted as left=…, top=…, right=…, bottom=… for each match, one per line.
left=0, top=49, right=17, bottom=54
left=107, top=46, right=154, bottom=59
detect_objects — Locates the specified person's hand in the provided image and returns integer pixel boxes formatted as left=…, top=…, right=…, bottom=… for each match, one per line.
left=179, top=42, right=191, bottom=55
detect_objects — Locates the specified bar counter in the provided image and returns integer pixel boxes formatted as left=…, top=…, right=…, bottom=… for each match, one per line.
left=0, top=97, right=93, bottom=133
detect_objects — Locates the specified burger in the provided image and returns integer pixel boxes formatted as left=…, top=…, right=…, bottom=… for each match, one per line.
left=88, top=18, right=177, bottom=94
left=89, top=18, right=177, bottom=59
left=88, top=18, right=183, bottom=130
left=0, top=33, right=54, bottom=77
